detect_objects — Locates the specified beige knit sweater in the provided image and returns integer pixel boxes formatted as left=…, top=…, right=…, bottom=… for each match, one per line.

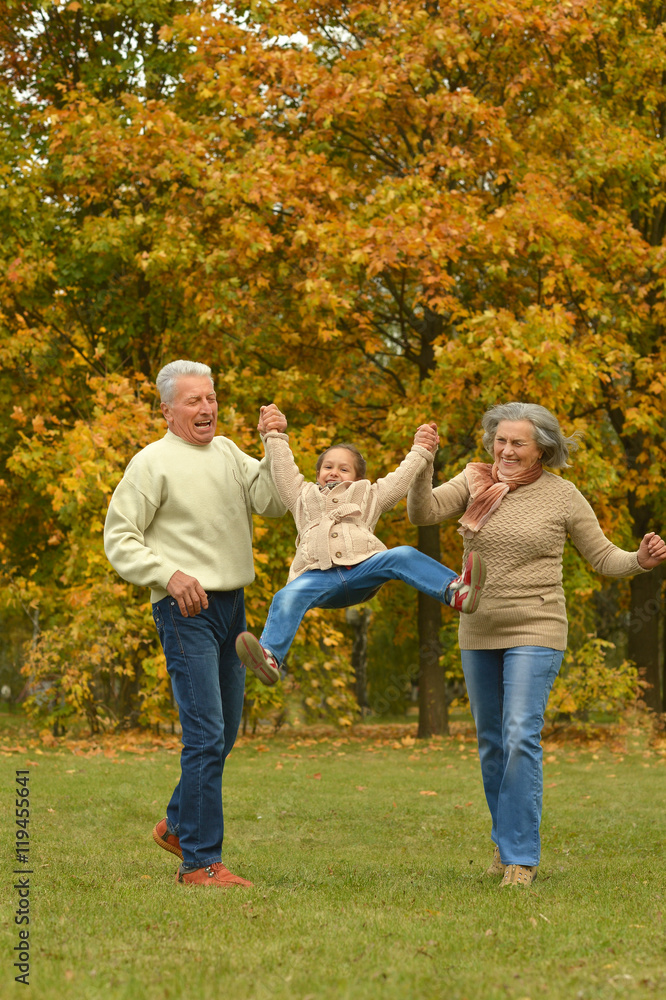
left=407, top=466, right=646, bottom=650
left=264, top=431, right=434, bottom=583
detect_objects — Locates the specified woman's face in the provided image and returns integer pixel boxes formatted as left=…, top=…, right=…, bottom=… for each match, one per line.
left=493, top=420, right=543, bottom=473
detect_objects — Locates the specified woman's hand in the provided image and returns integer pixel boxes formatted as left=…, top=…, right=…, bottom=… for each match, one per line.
left=637, top=531, right=666, bottom=570
left=258, top=403, right=287, bottom=435
left=414, top=422, right=439, bottom=454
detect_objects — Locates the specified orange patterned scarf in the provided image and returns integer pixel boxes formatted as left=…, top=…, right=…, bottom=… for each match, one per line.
left=458, top=461, right=543, bottom=538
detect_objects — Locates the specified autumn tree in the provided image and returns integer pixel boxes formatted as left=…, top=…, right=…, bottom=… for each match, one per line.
left=1, top=1, right=664, bottom=731
left=204, top=0, right=665, bottom=717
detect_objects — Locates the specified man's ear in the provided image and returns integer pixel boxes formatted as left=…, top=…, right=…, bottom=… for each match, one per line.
left=160, top=401, right=171, bottom=423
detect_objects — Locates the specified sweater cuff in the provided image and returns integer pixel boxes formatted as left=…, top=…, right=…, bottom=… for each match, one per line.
left=261, top=431, right=289, bottom=443
left=411, top=444, right=435, bottom=463
left=157, top=561, right=181, bottom=592
left=634, top=553, right=651, bottom=574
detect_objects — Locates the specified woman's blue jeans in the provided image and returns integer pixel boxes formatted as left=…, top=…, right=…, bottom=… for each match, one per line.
left=152, top=590, right=246, bottom=869
left=460, top=646, right=564, bottom=867
left=261, top=546, right=458, bottom=666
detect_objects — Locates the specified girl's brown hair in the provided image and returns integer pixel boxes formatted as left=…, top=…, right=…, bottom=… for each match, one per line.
left=315, top=444, right=367, bottom=480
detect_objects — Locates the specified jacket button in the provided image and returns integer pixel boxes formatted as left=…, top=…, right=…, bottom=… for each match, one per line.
left=335, top=551, right=342, bottom=558
left=331, top=532, right=338, bottom=538
left=332, top=498, right=338, bottom=503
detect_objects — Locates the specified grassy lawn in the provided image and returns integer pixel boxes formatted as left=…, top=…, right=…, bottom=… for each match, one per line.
left=1, top=712, right=665, bottom=1000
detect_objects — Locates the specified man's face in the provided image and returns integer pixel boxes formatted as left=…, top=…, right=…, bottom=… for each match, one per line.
left=161, top=375, right=218, bottom=446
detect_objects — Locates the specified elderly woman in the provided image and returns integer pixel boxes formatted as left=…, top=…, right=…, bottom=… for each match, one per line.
left=408, top=402, right=666, bottom=888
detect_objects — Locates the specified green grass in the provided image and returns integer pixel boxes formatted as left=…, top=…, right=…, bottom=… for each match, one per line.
left=1, top=719, right=665, bottom=1000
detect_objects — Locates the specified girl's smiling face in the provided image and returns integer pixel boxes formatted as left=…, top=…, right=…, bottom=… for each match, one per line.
left=316, top=448, right=359, bottom=487
left=493, top=420, right=543, bottom=473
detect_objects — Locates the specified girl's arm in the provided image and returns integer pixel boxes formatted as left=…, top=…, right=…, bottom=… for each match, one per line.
left=258, top=404, right=306, bottom=512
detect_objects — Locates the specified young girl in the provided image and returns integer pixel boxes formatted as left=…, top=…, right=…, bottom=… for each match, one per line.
left=235, top=404, right=486, bottom=684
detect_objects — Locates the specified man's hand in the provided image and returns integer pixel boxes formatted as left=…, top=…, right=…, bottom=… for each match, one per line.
left=258, top=403, right=288, bottom=435
left=414, top=422, right=439, bottom=454
left=166, top=570, right=209, bottom=617
left=637, top=531, right=666, bottom=570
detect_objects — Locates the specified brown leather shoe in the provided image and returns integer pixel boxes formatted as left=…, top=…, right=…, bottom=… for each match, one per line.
left=499, top=864, right=538, bottom=887
left=152, top=818, right=183, bottom=861
left=176, top=862, right=253, bottom=887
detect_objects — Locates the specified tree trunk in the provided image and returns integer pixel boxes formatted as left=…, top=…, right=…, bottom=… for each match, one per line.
left=663, top=597, right=666, bottom=715
left=416, top=522, right=447, bottom=737
left=346, top=606, right=370, bottom=715
left=415, top=306, right=448, bottom=737
left=628, top=567, right=663, bottom=711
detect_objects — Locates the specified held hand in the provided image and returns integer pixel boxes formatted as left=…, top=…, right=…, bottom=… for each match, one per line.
left=636, top=532, right=666, bottom=570
left=258, top=403, right=287, bottom=435
left=414, top=422, right=439, bottom=454
left=166, top=570, right=209, bottom=617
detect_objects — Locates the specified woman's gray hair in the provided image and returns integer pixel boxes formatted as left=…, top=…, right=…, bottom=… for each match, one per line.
left=481, top=402, right=580, bottom=469
left=156, top=360, right=213, bottom=404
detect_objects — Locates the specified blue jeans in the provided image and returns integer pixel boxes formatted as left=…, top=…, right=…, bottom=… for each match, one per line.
left=261, top=546, right=458, bottom=666
left=460, top=646, right=564, bottom=867
left=152, top=590, right=246, bottom=869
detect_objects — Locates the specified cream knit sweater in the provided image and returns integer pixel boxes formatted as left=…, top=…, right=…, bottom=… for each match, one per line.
left=264, top=431, right=434, bottom=583
left=104, top=429, right=285, bottom=603
left=407, top=466, right=646, bottom=650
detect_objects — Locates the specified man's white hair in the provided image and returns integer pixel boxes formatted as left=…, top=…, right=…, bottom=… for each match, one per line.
left=156, top=360, right=213, bottom=404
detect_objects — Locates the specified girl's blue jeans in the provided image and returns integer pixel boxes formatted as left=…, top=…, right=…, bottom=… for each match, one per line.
left=261, top=546, right=458, bottom=667
left=152, top=590, right=246, bottom=869
left=460, top=646, right=564, bottom=867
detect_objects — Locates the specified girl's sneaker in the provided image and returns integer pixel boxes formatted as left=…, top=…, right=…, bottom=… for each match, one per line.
left=235, top=631, right=280, bottom=685
left=444, top=552, right=487, bottom=614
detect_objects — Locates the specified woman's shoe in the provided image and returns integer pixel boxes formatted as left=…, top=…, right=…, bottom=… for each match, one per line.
left=486, top=843, right=506, bottom=876
left=499, top=864, right=538, bottom=887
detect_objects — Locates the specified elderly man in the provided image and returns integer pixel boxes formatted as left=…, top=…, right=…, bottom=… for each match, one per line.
left=104, top=360, right=286, bottom=887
